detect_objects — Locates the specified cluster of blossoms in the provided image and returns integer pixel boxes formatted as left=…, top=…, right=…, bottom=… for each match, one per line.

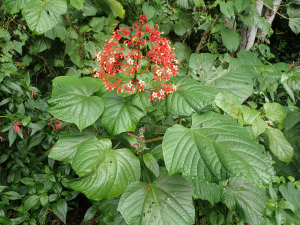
left=13, top=120, right=22, bottom=133
left=47, top=117, right=63, bottom=130
left=128, top=126, right=146, bottom=154
left=93, top=14, right=179, bottom=101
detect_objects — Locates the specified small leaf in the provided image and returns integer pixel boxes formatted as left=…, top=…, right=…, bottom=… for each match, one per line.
left=70, top=0, right=85, bottom=10
left=235, top=0, right=251, bottom=13
left=263, top=102, right=286, bottom=123
left=219, top=1, right=235, bottom=18
left=40, top=193, right=49, bottom=207
left=94, top=0, right=125, bottom=18
left=0, top=216, right=12, bottom=224
left=52, top=199, right=67, bottom=224
left=265, top=127, right=293, bottom=162
left=2, top=191, right=22, bottom=200
left=252, top=118, right=268, bottom=137
left=279, top=182, right=300, bottom=210
left=221, top=28, right=240, bottom=53
left=278, top=200, right=295, bottom=213
left=23, top=195, right=40, bottom=211
left=142, top=3, right=156, bottom=19
left=143, top=153, right=160, bottom=177
left=83, top=206, right=98, bottom=222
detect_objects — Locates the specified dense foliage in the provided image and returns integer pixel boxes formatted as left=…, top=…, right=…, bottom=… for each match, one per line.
left=1, top=0, right=300, bottom=224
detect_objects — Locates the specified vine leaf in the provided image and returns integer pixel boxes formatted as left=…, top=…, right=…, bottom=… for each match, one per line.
left=221, top=178, right=267, bottom=225
left=118, top=171, right=195, bottom=225
left=263, top=102, right=287, bottom=123
left=165, top=77, right=217, bottom=116
left=162, top=112, right=273, bottom=186
left=48, top=77, right=104, bottom=131
left=63, top=138, right=141, bottom=200
left=100, top=92, right=146, bottom=136
left=22, top=0, right=67, bottom=34
left=4, top=0, right=30, bottom=14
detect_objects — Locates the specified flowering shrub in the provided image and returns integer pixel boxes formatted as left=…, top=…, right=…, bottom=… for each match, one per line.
left=93, top=15, right=179, bottom=101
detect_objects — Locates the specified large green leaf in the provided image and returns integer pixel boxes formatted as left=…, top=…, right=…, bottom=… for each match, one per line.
left=49, top=133, right=95, bottom=163
left=67, top=138, right=140, bottom=200
left=162, top=112, right=273, bottom=186
left=286, top=72, right=300, bottom=91
left=100, top=92, right=146, bottom=136
left=165, top=77, right=216, bottom=116
left=221, top=178, right=267, bottom=225
left=22, top=0, right=67, bottom=34
left=221, top=28, right=240, bottom=53
left=189, top=53, right=254, bottom=102
left=94, top=0, right=125, bottom=18
left=142, top=3, right=156, bottom=19
left=265, top=127, right=293, bottom=162
left=48, top=77, right=104, bottom=131
left=288, top=3, right=300, bottom=34
left=118, top=171, right=195, bottom=224
left=4, top=0, right=30, bottom=14
left=185, top=176, right=222, bottom=205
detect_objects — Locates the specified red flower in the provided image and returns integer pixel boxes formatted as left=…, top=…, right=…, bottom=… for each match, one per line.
left=47, top=118, right=63, bottom=130
left=0, top=136, right=3, bottom=142
left=13, top=120, right=22, bottom=133
left=93, top=14, right=179, bottom=101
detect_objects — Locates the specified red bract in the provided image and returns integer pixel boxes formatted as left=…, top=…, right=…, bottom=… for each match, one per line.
left=0, top=136, right=3, bottom=141
left=93, top=14, right=179, bottom=101
left=47, top=118, right=63, bottom=130
left=13, top=120, right=22, bottom=133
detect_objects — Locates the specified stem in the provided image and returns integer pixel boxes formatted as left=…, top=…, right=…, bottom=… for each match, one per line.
left=195, top=12, right=223, bottom=54
left=145, top=136, right=164, bottom=143
left=113, top=141, right=121, bottom=150
left=257, top=0, right=289, bottom=19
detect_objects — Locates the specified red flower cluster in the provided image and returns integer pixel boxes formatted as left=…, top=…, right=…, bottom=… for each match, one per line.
left=47, top=118, right=62, bottom=130
left=13, top=120, right=22, bottom=133
left=93, top=14, right=178, bottom=101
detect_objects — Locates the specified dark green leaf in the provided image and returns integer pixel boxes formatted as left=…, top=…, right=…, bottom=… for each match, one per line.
left=118, top=171, right=195, bottom=224
left=83, top=206, right=98, bottom=222
left=235, top=0, right=251, bottom=13
left=94, top=0, right=125, bottom=18
left=52, top=199, right=67, bottom=224
left=221, top=28, right=240, bottom=53
left=23, top=195, right=40, bottom=211
left=143, top=153, right=160, bottom=177
left=142, top=3, right=156, bottom=19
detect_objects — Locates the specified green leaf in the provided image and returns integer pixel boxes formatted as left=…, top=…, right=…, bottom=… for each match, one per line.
left=214, top=93, right=243, bottom=123
left=185, top=176, right=222, bottom=205
left=94, top=0, right=125, bottom=18
left=142, top=3, right=155, bottom=19
left=70, top=0, right=85, bottom=10
left=23, top=195, right=40, bottom=211
left=4, top=0, right=29, bottom=14
left=278, top=200, right=295, bottom=213
left=162, top=112, right=273, bottom=186
left=143, top=153, right=160, bottom=177
left=219, top=1, right=235, bottom=18
left=173, top=22, right=187, bottom=36
left=193, top=0, right=205, bottom=8
left=189, top=53, right=254, bottom=102
left=52, top=199, right=67, bottom=224
left=100, top=92, right=146, bottom=136
left=118, top=171, right=195, bottom=224
left=289, top=18, right=300, bottom=35
left=265, top=127, right=293, bottom=162
left=49, top=133, right=94, bottom=163
left=48, top=77, right=103, bottom=131
left=0, top=216, right=12, bottom=224
left=174, top=42, right=192, bottom=61
left=286, top=72, right=300, bottom=91
left=241, top=105, right=260, bottom=125
left=210, top=212, right=224, bottom=225
left=40, top=193, right=49, bottom=207
left=279, top=182, right=300, bottom=210
left=67, top=138, right=141, bottom=200
left=252, top=118, right=268, bottom=137
left=132, top=91, right=153, bottom=112
left=282, top=109, right=300, bottom=130
left=83, top=206, right=98, bottom=222
left=165, top=77, right=216, bottom=116
left=89, top=17, right=106, bottom=32
left=2, top=191, right=22, bottom=200
left=176, top=0, right=190, bottom=8
left=221, top=28, right=240, bottom=53
left=263, top=102, right=286, bottom=123
left=8, top=127, right=17, bottom=147
left=221, top=178, right=267, bottom=225
left=22, top=0, right=67, bottom=34
left=235, top=0, right=251, bottom=13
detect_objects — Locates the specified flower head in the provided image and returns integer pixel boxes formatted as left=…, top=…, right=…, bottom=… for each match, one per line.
left=47, top=118, right=63, bottom=130
left=13, top=120, right=22, bottom=133
left=93, top=14, right=179, bottom=101
left=0, top=136, right=3, bottom=142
